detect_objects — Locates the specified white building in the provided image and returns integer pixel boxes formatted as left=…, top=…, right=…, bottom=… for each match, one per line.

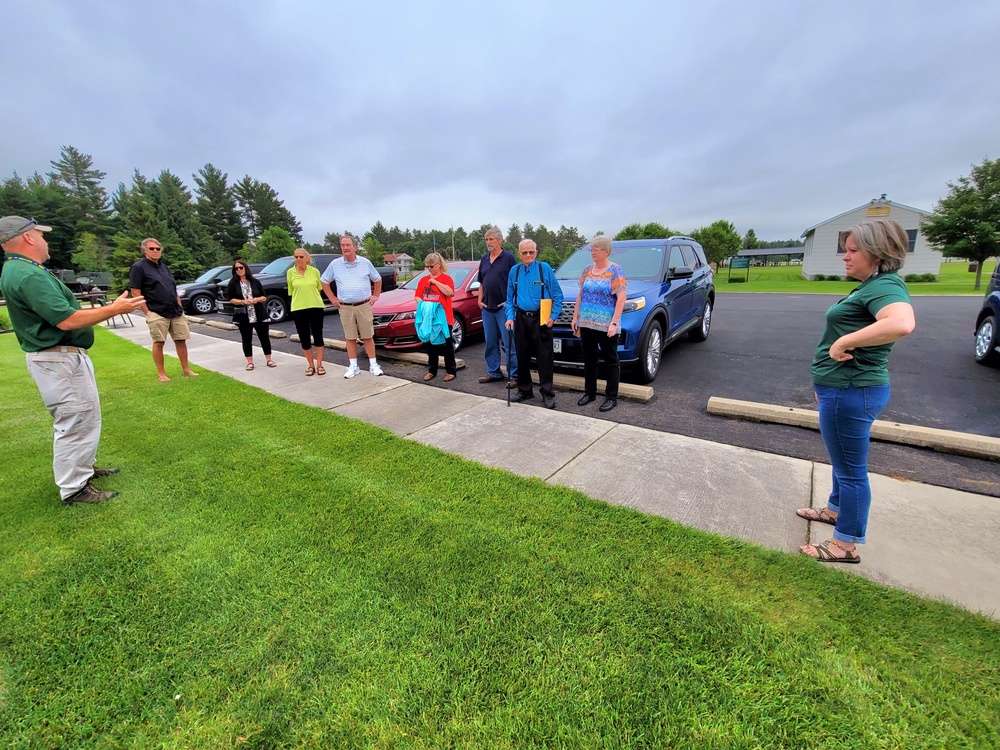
left=800, top=195, right=940, bottom=280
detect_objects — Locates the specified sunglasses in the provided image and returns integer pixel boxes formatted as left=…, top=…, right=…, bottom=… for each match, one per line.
left=12, top=217, right=37, bottom=235
left=235, top=266, right=246, bottom=271
left=146, top=246, right=163, bottom=251
left=519, top=250, right=537, bottom=256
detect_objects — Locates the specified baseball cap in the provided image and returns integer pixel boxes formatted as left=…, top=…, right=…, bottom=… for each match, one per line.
left=0, top=216, right=53, bottom=244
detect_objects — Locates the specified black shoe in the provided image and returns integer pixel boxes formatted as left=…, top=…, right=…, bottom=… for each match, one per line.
left=92, top=466, right=121, bottom=478
left=509, top=390, right=534, bottom=403
left=542, top=395, right=556, bottom=409
left=577, top=394, right=596, bottom=406
left=599, top=398, right=618, bottom=413
left=63, top=482, right=118, bottom=505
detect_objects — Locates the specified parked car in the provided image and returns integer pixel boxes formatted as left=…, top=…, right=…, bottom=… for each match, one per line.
left=178, top=263, right=267, bottom=315
left=216, top=254, right=398, bottom=322
left=371, top=261, right=483, bottom=351
left=974, top=265, right=1000, bottom=367
left=551, top=237, right=715, bottom=383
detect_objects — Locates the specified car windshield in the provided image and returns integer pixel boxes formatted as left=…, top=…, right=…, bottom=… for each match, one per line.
left=259, top=257, right=295, bottom=275
left=401, top=267, right=472, bottom=289
left=556, top=245, right=665, bottom=281
left=193, top=266, right=229, bottom=284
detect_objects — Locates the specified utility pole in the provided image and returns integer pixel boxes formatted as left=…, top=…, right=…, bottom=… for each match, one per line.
left=450, top=225, right=456, bottom=261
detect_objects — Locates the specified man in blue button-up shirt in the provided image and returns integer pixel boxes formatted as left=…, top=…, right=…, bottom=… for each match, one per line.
left=505, top=239, right=563, bottom=408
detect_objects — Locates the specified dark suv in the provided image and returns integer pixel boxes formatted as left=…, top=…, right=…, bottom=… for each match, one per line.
left=216, top=254, right=398, bottom=323
left=178, top=263, right=266, bottom=315
left=974, top=265, right=1000, bottom=367
left=552, top=237, right=715, bottom=383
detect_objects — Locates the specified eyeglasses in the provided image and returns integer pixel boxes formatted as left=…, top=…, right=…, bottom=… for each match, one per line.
left=519, top=250, right=537, bottom=256
left=146, top=246, right=162, bottom=252
left=293, top=255, right=306, bottom=259
left=425, top=263, right=438, bottom=269
left=12, top=217, right=37, bottom=235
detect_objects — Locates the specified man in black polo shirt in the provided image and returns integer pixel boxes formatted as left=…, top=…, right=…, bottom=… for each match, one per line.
left=129, top=238, right=198, bottom=382
left=0, top=215, right=145, bottom=504
left=476, top=225, right=518, bottom=386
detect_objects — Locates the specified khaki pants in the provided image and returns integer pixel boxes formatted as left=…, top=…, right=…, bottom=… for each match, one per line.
left=26, top=350, right=102, bottom=500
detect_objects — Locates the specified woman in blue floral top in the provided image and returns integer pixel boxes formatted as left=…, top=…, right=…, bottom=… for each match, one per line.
left=571, top=235, right=627, bottom=412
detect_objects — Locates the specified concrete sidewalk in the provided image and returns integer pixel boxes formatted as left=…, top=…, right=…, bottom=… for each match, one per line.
left=108, top=324, right=1000, bottom=620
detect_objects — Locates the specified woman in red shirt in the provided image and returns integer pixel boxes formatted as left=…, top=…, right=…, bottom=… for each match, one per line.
left=415, top=253, right=457, bottom=382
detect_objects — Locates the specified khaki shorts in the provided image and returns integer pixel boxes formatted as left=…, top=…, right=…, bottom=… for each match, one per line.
left=339, top=302, right=374, bottom=339
left=146, top=311, right=191, bottom=343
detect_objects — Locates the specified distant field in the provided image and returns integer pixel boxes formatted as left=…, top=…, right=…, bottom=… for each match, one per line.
left=718, top=259, right=996, bottom=295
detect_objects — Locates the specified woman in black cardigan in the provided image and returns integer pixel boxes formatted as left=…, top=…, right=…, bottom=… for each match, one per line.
left=227, top=260, right=275, bottom=370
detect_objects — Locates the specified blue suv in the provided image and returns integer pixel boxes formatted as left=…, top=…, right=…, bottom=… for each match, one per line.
left=974, top=265, right=1000, bottom=367
left=552, top=237, right=715, bottom=383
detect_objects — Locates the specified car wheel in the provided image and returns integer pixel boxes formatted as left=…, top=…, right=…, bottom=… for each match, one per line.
left=451, top=315, right=466, bottom=351
left=637, top=319, right=663, bottom=384
left=974, top=314, right=1000, bottom=367
left=688, top=298, right=712, bottom=342
left=265, top=295, right=288, bottom=323
left=190, top=294, right=215, bottom=315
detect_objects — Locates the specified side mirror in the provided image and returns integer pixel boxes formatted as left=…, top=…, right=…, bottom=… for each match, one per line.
left=467, top=281, right=481, bottom=294
left=669, top=266, right=694, bottom=279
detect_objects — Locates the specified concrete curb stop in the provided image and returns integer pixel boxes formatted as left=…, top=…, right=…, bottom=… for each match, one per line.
left=707, top=396, right=1000, bottom=461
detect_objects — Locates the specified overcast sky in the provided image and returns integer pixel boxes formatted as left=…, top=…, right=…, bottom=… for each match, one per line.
left=4, top=0, right=999, bottom=244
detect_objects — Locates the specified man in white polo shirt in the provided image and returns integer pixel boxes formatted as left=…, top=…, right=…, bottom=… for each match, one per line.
left=321, top=235, right=384, bottom=377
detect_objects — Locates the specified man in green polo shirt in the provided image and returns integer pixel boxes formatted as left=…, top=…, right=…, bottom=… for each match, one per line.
left=0, top=216, right=146, bottom=505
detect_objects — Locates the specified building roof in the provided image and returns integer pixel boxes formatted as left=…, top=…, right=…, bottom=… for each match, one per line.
left=737, top=246, right=804, bottom=257
left=383, top=253, right=413, bottom=262
left=800, top=196, right=932, bottom=238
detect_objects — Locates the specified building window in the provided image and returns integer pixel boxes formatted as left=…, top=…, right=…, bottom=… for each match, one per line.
left=836, top=231, right=849, bottom=254
left=907, top=229, right=917, bottom=253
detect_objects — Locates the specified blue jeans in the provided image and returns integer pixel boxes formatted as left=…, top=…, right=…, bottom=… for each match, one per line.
left=482, top=307, right=517, bottom=379
left=815, top=383, right=891, bottom=544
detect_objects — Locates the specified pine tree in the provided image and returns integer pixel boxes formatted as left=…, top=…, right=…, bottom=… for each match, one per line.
left=193, top=164, right=249, bottom=257
left=47, top=145, right=113, bottom=242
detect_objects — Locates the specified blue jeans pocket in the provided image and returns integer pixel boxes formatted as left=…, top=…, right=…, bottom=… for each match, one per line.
left=863, top=384, right=891, bottom=420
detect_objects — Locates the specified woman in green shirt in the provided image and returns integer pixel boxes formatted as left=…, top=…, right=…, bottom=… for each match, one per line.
left=797, top=219, right=916, bottom=564
left=287, top=249, right=326, bottom=375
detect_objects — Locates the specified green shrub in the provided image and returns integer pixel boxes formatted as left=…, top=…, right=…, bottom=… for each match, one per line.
left=727, top=276, right=746, bottom=283
left=904, top=273, right=937, bottom=283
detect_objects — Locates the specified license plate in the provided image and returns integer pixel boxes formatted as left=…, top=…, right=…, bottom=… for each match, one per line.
left=553, top=338, right=562, bottom=354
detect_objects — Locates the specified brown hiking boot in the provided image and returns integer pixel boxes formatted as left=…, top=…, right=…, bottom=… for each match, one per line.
left=91, top=466, right=121, bottom=478
left=63, top=482, right=119, bottom=505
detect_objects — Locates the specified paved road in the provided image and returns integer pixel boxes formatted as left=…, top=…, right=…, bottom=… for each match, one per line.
left=189, top=293, right=1000, bottom=496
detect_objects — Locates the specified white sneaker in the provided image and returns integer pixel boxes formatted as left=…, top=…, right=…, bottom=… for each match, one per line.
left=344, top=365, right=361, bottom=379
left=370, top=363, right=384, bottom=376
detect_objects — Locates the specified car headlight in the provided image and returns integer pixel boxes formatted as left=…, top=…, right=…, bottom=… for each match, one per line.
left=622, top=297, right=645, bottom=313
left=392, top=311, right=416, bottom=322
left=178, top=290, right=187, bottom=297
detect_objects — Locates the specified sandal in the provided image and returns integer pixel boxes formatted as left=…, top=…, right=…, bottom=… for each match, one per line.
left=246, top=363, right=255, bottom=371
left=317, top=366, right=327, bottom=375
left=423, top=372, right=437, bottom=382
left=796, top=507, right=838, bottom=526
left=305, top=367, right=315, bottom=376
left=800, top=539, right=861, bottom=564
left=266, top=360, right=277, bottom=368
left=443, top=374, right=456, bottom=382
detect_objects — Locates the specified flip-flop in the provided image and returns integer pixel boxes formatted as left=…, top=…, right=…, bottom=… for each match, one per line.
left=266, top=361, right=277, bottom=368
left=423, top=372, right=436, bottom=382
left=305, top=367, right=315, bottom=376
left=246, top=363, right=255, bottom=371
left=796, top=507, right=838, bottom=526
left=800, top=540, right=861, bottom=564
left=317, top=366, right=327, bottom=375
left=443, top=374, right=456, bottom=382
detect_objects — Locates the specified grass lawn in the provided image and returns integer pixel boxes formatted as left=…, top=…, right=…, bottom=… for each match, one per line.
left=718, top=259, right=996, bottom=295
left=1, top=332, right=998, bottom=749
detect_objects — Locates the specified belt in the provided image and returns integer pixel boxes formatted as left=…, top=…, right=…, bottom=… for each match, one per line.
left=341, top=300, right=370, bottom=306
left=516, top=308, right=539, bottom=318
left=35, top=345, right=88, bottom=354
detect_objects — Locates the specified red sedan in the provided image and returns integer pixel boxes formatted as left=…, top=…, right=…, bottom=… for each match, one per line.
left=372, top=261, right=484, bottom=351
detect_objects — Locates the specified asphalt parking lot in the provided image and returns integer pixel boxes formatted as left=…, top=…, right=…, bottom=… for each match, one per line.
left=190, top=292, right=1000, bottom=497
